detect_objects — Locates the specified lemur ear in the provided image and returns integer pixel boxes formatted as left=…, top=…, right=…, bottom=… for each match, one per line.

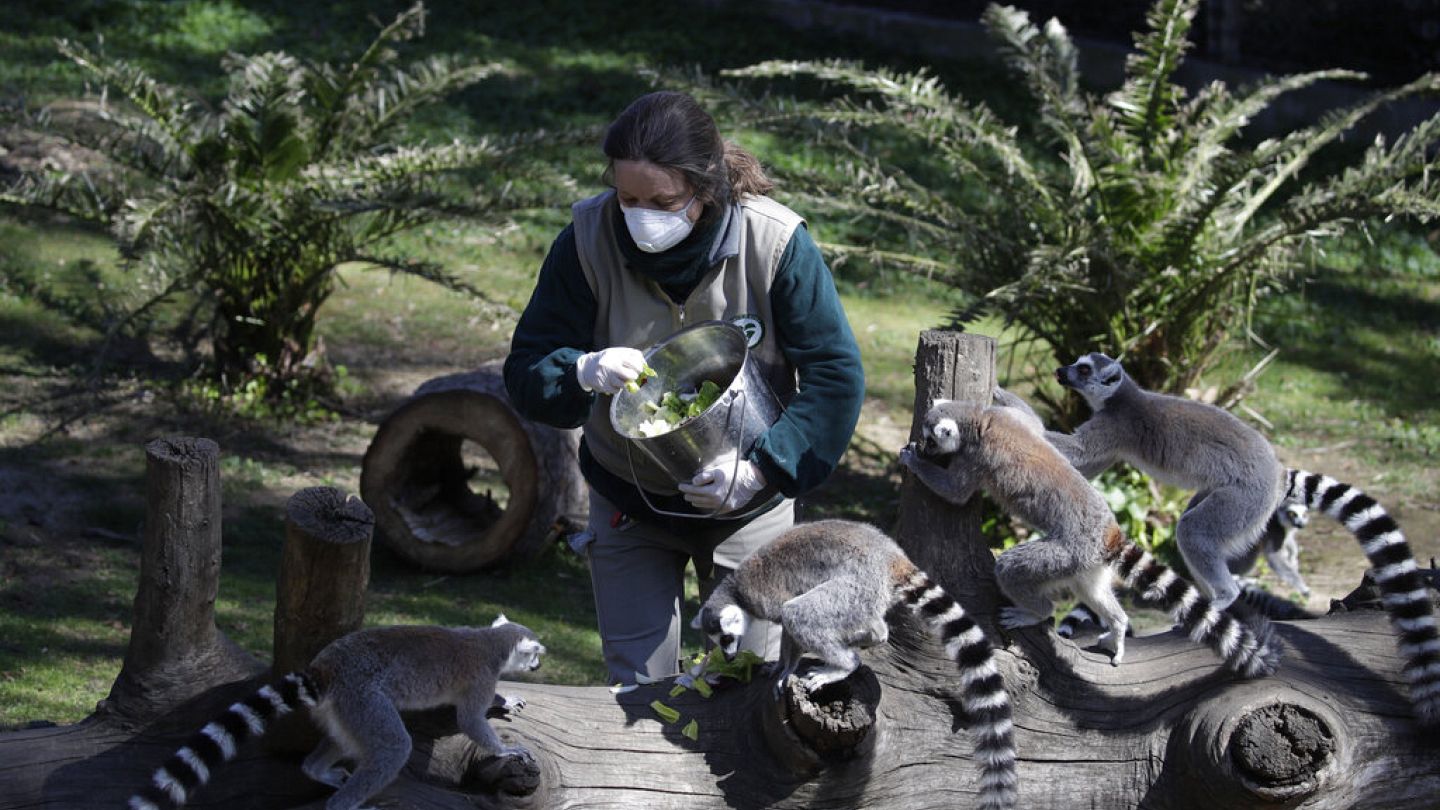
left=491, top=614, right=511, bottom=627
left=689, top=611, right=704, bottom=630
left=931, top=398, right=952, bottom=409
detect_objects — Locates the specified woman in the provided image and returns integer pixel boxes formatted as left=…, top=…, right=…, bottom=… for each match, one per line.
left=504, top=90, right=864, bottom=686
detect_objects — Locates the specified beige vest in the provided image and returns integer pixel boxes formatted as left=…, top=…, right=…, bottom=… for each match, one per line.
left=572, top=191, right=802, bottom=494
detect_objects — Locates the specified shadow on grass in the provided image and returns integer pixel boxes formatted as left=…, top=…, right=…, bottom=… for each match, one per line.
left=1257, top=269, right=1440, bottom=418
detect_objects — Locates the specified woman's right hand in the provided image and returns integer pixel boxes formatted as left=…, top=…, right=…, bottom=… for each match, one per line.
left=574, top=347, right=648, bottom=395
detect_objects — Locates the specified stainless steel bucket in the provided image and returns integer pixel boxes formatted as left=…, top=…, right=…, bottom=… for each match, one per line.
left=609, top=320, right=783, bottom=517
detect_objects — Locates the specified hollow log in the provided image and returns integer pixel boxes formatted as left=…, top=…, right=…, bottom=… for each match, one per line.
left=103, top=437, right=264, bottom=724
left=360, top=363, right=586, bottom=574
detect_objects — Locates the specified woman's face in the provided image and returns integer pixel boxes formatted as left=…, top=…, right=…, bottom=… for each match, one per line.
left=612, top=159, right=701, bottom=222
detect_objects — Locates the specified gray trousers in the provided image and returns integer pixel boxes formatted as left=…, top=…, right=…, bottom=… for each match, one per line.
left=585, top=488, right=793, bottom=685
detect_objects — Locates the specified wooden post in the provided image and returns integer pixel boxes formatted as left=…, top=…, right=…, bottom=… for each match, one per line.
left=272, top=487, right=374, bottom=675
left=104, top=438, right=262, bottom=723
left=892, top=330, right=1002, bottom=622
left=268, top=486, right=373, bottom=754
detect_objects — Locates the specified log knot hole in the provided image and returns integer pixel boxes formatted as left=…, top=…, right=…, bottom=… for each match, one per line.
left=1229, top=703, right=1334, bottom=799
left=761, top=664, right=881, bottom=775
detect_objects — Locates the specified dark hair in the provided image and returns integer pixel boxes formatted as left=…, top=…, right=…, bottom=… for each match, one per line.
left=601, top=91, right=773, bottom=208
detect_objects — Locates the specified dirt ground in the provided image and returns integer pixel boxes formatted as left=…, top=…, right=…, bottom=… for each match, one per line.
left=1278, top=444, right=1440, bottom=612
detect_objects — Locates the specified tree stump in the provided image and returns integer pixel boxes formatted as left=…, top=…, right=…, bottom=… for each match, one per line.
left=273, top=487, right=374, bottom=675
left=269, top=486, right=375, bottom=755
left=892, top=331, right=1002, bottom=624
left=103, top=437, right=263, bottom=725
left=360, top=363, right=586, bottom=573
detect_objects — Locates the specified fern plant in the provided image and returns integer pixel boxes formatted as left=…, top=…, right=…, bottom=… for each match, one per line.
left=723, top=0, right=1440, bottom=420
left=1, top=2, right=569, bottom=404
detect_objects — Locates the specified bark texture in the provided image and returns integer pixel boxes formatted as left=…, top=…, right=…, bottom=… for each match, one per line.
left=104, top=437, right=264, bottom=722
left=272, top=486, right=374, bottom=675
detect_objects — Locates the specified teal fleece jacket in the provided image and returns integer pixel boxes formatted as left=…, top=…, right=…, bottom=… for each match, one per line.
left=503, top=204, right=863, bottom=524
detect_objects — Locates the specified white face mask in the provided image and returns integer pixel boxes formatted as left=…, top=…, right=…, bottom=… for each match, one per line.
left=619, top=196, right=696, bottom=253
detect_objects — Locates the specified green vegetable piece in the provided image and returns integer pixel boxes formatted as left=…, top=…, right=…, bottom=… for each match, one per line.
left=650, top=700, right=681, bottom=724
left=682, top=719, right=700, bottom=740
left=669, top=684, right=688, bottom=698
left=623, top=365, right=658, bottom=394
left=692, top=678, right=713, bottom=698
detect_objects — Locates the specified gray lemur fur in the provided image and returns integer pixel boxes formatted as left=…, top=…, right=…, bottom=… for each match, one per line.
left=901, top=395, right=1277, bottom=678
left=1046, top=352, right=1440, bottom=727
left=694, top=519, right=1017, bottom=810
left=127, top=616, right=545, bottom=810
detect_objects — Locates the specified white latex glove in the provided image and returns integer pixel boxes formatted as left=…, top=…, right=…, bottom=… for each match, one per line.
left=575, top=347, right=648, bottom=395
left=678, top=453, right=767, bottom=513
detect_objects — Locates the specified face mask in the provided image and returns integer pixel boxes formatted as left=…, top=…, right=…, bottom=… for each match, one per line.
left=619, top=196, right=696, bottom=253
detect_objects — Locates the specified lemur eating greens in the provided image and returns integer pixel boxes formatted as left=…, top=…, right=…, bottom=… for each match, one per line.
left=694, top=519, right=1018, bottom=810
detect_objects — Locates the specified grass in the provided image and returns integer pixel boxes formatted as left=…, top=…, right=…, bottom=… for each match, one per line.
left=2, top=1, right=1438, bottom=729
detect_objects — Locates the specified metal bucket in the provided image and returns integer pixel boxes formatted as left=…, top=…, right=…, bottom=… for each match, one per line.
left=609, top=320, right=782, bottom=518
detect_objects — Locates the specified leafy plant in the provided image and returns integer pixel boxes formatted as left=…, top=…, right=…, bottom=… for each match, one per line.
left=0, top=2, right=570, bottom=406
left=721, top=0, right=1440, bottom=421
left=1093, top=467, right=1188, bottom=569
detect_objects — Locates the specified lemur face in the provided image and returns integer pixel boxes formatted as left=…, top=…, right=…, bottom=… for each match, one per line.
left=693, top=604, right=749, bottom=660
left=918, top=399, right=981, bottom=460
left=492, top=615, right=546, bottom=674
left=1056, top=353, right=1124, bottom=409
left=1280, top=503, right=1309, bottom=529
left=504, top=633, right=547, bottom=675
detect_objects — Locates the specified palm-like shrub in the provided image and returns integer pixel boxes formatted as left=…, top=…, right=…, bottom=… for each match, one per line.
left=725, top=0, right=1440, bottom=420
left=2, top=2, right=560, bottom=402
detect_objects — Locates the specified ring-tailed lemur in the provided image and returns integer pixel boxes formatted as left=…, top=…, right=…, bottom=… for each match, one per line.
left=126, top=617, right=545, bottom=810
left=1232, top=502, right=1311, bottom=596
left=693, top=519, right=1017, bottom=810
left=1059, top=502, right=1314, bottom=637
left=1048, top=352, right=1440, bottom=727
left=901, top=397, right=1278, bottom=678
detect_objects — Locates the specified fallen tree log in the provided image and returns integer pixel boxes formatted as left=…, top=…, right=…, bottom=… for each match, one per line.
left=2, top=334, right=1436, bottom=809
left=1, top=603, right=1436, bottom=809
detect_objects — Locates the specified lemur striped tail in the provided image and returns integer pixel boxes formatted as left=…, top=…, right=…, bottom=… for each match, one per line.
left=897, top=570, right=1017, bottom=810
left=1235, top=584, right=1315, bottom=622
left=1285, top=468, right=1440, bottom=727
left=1057, top=603, right=1103, bottom=639
left=127, top=672, right=320, bottom=810
left=1112, top=544, right=1280, bottom=678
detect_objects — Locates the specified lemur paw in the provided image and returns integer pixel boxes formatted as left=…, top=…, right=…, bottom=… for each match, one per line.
left=898, top=444, right=920, bottom=471
left=999, top=607, right=1048, bottom=630
left=1097, top=631, right=1126, bottom=666
left=801, top=668, right=850, bottom=691
left=310, top=766, right=350, bottom=788
left=487, top=693, right=526, bottom=719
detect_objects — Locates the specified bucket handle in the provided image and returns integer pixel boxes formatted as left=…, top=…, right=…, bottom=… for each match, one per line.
left=625, top=388, right=756, bottom=521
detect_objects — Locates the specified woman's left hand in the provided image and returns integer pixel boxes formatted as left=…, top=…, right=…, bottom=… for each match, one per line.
left=678, top=453, right=767, bottom=513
